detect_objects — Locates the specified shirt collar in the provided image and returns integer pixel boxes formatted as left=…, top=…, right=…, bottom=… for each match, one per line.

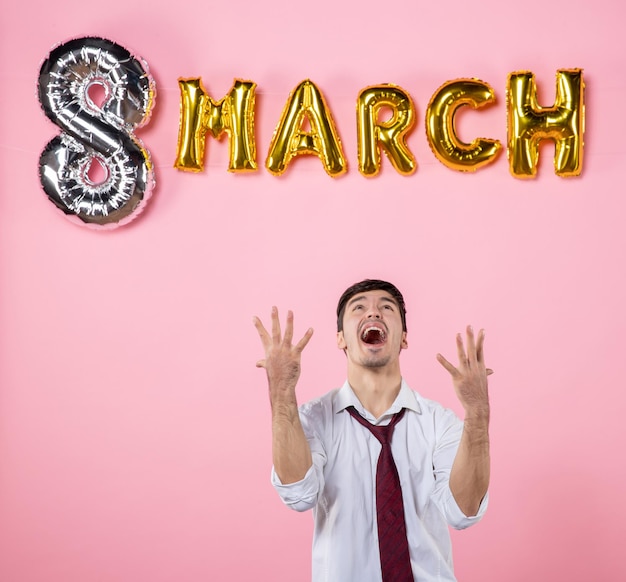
left=333, top=378, right=421, bottom=423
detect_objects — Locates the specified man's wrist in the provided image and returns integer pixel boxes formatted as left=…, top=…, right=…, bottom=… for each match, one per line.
left=270, top=392, right=300, bottom=421
left=463, top=406, right=490, bottom=425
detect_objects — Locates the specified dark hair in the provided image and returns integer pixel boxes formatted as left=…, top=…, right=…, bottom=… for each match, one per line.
left=336, top=279, right=407, bottom=332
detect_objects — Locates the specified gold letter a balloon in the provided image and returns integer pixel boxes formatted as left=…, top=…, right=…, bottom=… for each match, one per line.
left=266, top=80, right=347, bottom=177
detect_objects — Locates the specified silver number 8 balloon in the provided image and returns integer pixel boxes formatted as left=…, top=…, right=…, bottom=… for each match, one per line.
left=38, top=37, right=156, bottom=229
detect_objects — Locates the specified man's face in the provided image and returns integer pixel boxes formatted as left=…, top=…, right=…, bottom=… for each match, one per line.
left=337, top=289, right=408, bottom=369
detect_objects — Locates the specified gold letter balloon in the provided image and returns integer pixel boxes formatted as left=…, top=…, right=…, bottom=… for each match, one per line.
left=266, top=80, right=347, bottom=177
left=425, top=79, right=501, bottom=172
left=357, top=84, right=417, bottom=177
left=175, top=78, right=257, bottom=172
left=507, top=69, right=585, bottom=178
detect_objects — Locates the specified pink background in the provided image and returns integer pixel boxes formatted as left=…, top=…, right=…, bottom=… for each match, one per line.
left=1, top=1, right=624, bottom=580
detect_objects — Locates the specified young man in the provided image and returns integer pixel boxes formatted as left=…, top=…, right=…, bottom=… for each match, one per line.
left=253, top=279, right=491, bottom=582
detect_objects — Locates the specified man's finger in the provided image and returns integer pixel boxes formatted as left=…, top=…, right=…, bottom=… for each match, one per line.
left=466, top=325, right=478, bottom=366
left=256, top=359, right=267, bottom=368
left=271, top=306, right=282, bottom=343
left=283, top=310, right=294, bottom=346
left=486, top=368, right=494, bottom=376
left=294, top=327, right=314, bottom=353
left=476, top=329, right=486, bottom=364
left=436, top=353, right=459, bottom=377
left=455, top=333, right=468, bottom=367
left=253, top=316, right=271, bottom=348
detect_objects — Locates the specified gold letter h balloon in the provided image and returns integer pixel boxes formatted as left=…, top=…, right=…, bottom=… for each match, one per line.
left=507, top=69, right=584, bottom=178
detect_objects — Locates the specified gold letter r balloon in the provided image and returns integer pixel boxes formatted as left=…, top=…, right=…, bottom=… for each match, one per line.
left=356, top=84, right=417, bottom=177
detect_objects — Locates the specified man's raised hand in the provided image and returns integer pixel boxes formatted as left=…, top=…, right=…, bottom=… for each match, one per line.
left=253, top=307, right=314, bottom=395
left=436, top=326, right=492, bottom=419
left=254, top=308, right=315, bottom=482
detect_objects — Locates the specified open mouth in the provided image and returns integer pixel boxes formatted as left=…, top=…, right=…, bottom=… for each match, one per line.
left=360, top=325, right=387, bottom=345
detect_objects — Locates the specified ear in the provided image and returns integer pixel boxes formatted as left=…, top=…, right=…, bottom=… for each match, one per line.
left=401, top=331, right=408, bottom=350
left=337, top=330, right=346, bottom=350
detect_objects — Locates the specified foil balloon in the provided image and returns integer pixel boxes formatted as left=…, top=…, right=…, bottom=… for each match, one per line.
left=357, top=84, right=416, bottom=177
left=38, top=37, right=156, bottom=229
left=425, top=79, right=501, bottom=172
left=507, top=69, right=585, bottom=178
left=175, top=78, right=257, bottom=172
left=266, top=80, right=347, bottom=177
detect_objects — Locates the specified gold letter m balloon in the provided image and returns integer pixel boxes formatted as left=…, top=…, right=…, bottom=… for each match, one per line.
left=175, top=78, right=257, bottom=172
left=507, top=69, right=585, bottom=178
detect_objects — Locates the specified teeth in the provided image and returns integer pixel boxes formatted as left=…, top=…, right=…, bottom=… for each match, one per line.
left=361, top=326, right=386, bottom=341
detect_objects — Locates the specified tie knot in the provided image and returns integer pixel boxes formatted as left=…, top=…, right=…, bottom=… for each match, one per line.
left=346, top=406, right=406, bottom=445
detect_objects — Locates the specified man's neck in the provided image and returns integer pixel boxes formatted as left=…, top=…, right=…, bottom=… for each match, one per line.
left=347, top=364, right=403, bottom=419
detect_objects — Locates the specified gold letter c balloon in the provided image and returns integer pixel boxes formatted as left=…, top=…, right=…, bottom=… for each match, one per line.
left=426, top=78, right=501, bottom=172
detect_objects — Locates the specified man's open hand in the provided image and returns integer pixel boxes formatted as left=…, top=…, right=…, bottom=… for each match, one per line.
left=436, top=326, right=492, bottom=418
left=253, top=307, right=314, bottom=396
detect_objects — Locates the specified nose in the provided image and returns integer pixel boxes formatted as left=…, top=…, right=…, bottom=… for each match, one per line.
left=366, top=306, right=381, bottom=319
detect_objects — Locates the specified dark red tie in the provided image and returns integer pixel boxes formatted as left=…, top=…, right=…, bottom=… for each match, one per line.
left=347, top=406, right=413, bottom=581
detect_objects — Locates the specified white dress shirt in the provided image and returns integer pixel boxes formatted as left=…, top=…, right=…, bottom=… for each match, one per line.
left=271, top=379, right=488, bottom=582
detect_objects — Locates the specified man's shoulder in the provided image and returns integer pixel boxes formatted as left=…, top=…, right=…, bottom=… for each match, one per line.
left=299, top=386, right=341, bottom=416
left=403, top=382, right=462, bottom=424
left=410, top=388, right=447, bottom=411
left=296, top=387, right=343, bottom=437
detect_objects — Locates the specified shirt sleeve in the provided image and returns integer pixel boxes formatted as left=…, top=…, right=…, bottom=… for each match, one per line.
left=270, top=406, right=327, bottom=512
left=440, top=487, right=489, bottom=529
left=271, top=463, right=321, bottom=512
left=430, top=408, right=489, bottom=530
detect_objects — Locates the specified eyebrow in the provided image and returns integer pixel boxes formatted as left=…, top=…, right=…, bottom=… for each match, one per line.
left=347, top=295, right=398, bottom=308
